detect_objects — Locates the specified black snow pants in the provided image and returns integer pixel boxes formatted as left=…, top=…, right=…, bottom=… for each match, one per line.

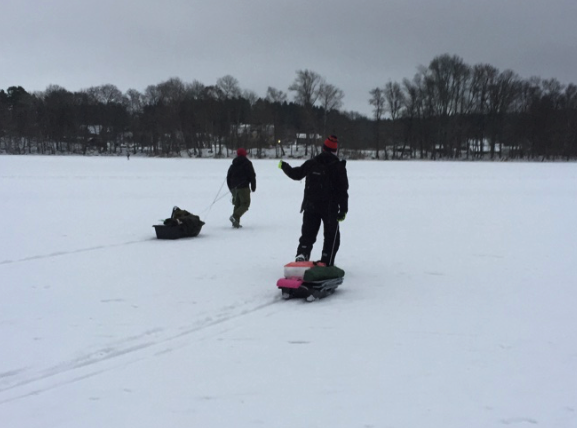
left=296, top=209, right=340, bottom=266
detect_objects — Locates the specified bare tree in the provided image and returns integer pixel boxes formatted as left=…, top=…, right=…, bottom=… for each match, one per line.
left=318, top=82, right=344, bottom=136
left=141, top=79, right=188, bottom=155
left=266, top=87, right=288, bottom=156
left=288, top=69, right=322, bottom=107
left=242, top=89, right=259, bottom=107
left=384, top=81, right=405, bottom=158
left=82, top=84, right=128, bottom=153
left=125, top=89, right=144, bottom=114
left=156, top=77, right=186, bottom=104
left=266, top=87, right=287, bottom=104
left=369, top=87, right=386, bottom=159
left=85, top=84, right=124, bottom=105
left=401, top=76, right=426, bottom=158
left=421, top=54, right=470, bottom=157
left=466, top=64, right=497, bottom=158
left=318, top=82, right=344, bottom=112
left=123, top=89, right=144, bottom=154
left=486, top=69, right=520, bottom=158
left=38, top=85, right=79, bottom=153
left=187, top=80, right=206, bottom=99
left=289, top=70, right=323, bottom=155
left=217, top=75, right=241, bottom=99
left=384, top=81, right=405, bottom=120
left=143, top=84, right=161, bottom=105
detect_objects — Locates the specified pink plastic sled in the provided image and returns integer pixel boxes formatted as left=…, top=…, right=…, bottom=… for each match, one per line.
left=276, top=277, right=304, bottom=289
left=277, top=260, right=339, bottom=301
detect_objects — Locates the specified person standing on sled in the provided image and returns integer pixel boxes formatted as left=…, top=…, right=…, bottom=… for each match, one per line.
left=227, top=148, right=256, bottom=228
left=279, top=135, right=349, bottom=266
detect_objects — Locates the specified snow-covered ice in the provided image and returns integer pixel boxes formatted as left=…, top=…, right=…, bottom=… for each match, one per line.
left=1, top=156, right=576, bottom=427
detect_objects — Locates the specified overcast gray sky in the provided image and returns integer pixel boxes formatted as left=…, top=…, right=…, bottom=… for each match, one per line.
left=2, top=0, right=576, bottom=116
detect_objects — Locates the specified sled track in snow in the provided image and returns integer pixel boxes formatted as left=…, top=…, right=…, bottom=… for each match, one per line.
left=0, top=298, right=279, bottom=405
left=0, top=238, right=156, bottom=265
left=0, top=237, right=281, bottom=403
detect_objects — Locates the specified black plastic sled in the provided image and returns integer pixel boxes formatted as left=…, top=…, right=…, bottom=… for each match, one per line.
left=154, top=206, right=205, bottom=239
left=277, top=261, right=344, bottom=301
left=279, top=277, right=343, bottom=302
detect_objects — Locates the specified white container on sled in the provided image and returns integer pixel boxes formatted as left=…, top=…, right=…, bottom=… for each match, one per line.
left=283, top=261, right=323, bottom=279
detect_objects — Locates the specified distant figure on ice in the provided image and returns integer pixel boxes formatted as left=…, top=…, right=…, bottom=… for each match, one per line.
left=127, top=152, right=130, bottom=160
left=279, top=135, right=349, bottom=265
left=226, top=148, right=256, bottom=228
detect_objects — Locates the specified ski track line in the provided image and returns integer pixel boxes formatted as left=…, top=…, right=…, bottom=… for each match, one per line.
left=0, top=238, right=156, bottom=266
left=0, top=298, right=279, bottom=405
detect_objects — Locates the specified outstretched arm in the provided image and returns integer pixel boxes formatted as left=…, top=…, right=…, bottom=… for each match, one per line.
left=279, top=160, right=309, bottom=181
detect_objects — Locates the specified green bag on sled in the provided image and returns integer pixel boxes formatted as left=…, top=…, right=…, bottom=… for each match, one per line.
left=303, top=265, right=345, bottom=282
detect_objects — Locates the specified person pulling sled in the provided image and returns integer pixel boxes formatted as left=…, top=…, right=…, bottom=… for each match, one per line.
left=278, top=135, right=349, bottom=266
left=226, top=148, right=256, bottom=228
left=276, top=135, right=349, bottom=301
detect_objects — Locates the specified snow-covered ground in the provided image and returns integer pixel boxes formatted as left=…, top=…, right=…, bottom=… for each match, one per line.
left=1, top=156, right=576, bottom=428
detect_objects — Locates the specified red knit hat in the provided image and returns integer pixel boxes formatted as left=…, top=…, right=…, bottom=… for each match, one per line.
left=323, top=135, right=338, bottom=152
left=237, top=147, right=247, bottom=157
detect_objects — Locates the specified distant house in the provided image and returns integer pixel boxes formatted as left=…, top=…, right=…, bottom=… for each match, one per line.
left=295, top=133, right=322, bottom=148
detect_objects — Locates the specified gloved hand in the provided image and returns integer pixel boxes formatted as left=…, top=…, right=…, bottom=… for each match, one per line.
left=278, top=160, right=284, bottom=169
left=337, top=211, right=347, bottom=222
left=251, top=184, right=256, bottom=192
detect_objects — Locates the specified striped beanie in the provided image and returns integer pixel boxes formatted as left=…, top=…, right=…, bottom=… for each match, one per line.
left=323, top=135, right=338, bottom=153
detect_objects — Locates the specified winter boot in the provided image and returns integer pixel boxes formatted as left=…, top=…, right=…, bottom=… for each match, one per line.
left=229, top=215, right=241, bottom=228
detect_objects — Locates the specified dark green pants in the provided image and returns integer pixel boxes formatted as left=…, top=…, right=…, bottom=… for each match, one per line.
left=231, top=187, right=251, bottom=221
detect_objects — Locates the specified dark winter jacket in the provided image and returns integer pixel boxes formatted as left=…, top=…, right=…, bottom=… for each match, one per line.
left=227, top=155, right=257, bottom=191
left=281, top=151, right=348, bottom=214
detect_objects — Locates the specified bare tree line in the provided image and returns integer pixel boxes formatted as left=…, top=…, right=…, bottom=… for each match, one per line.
left=370, top=54, right=577, bottom=160
left=1, top=54, right=576, bottom=160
